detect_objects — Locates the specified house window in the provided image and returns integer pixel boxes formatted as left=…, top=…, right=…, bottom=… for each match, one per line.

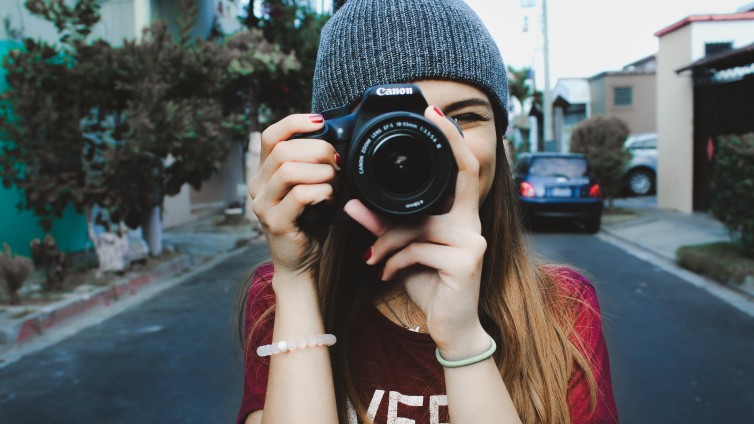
left=705, top=42, right=733, bottom=57
left=613, top=87, right=632, bottom=106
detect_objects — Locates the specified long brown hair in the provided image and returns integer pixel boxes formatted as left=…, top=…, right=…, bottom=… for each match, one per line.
left=240, top=136, right=598, bottom=423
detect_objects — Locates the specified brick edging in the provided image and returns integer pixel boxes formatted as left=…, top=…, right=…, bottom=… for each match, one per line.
left=5, top=254, right=193, bottom=349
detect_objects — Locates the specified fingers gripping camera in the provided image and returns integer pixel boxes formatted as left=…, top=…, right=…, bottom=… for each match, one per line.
left=294, top=84, right=460, bottom=224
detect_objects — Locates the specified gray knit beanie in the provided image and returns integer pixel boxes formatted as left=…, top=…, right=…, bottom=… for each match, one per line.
left=312, top=0, right=509, bottom=129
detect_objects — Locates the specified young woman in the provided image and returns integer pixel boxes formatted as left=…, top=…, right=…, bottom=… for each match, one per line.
left=237, top=1, right=619, bottom=423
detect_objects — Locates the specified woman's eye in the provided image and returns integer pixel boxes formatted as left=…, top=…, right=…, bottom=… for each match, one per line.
left=451, top=113, right=490, bottom=124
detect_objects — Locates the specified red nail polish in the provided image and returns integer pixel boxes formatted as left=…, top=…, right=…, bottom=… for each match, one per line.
left=433, top=106, right=444, bottom=117
left=335, top=153, right=343, bottom=168
left=362, top=246, right=373, bottom=262
left=309, top=114, right=324, bottom=124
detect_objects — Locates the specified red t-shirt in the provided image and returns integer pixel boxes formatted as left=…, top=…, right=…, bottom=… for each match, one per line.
left=237, top=263, right=619, bottom=424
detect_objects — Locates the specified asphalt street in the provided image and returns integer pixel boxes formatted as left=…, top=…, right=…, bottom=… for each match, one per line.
left=531, top=229, right=754, bottom=423
left=0, top=240, right=271, bottom=424
left=2, top=232, right=754, bottom=423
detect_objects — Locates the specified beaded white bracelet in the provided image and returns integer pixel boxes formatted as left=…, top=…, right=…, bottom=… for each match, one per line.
left=256, top=334, right=337, bottom=357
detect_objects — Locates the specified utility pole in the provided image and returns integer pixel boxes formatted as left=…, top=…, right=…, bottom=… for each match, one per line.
left=520, top=0, right=553, bottom=151
left=541, top=0, right=554, bottom=151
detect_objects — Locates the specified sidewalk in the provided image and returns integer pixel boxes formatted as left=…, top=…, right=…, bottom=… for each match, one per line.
left=0, top=212, right=261, bottom=362
left=600, top=196, right=754, bottom=304
left=602, top=196, right=729, bottom=262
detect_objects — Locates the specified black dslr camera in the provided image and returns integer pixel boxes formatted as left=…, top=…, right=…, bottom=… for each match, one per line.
left=295, top=84, right=458, bottom=224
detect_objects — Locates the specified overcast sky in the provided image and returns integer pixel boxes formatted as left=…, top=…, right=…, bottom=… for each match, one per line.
left=465, top=0, right=751, bottom=87
left=311, top=0, right=750, bottom=85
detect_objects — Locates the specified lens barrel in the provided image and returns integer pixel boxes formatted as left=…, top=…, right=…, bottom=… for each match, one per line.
left=347, top=112, right=454, bottom=216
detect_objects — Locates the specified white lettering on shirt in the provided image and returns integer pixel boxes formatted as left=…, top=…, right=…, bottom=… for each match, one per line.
left=346, top=389, right=385, bottom=424
left=388, top=391, right=424, bottom=424
left=347, top=390, right=446, bottom=424
left=347, top=399, right=357, bottom=424
left=368, top=390, right=386, bottom=420
left=429, top=395, right=448, bottom=424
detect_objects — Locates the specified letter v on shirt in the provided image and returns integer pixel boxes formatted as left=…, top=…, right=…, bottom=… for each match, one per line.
left=347, top=390, right=449, bottom=424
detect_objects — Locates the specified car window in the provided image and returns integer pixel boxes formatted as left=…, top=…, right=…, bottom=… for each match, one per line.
left=628, top=136, right=657, bottom=150
left=528, top=157, right=588, bottom=178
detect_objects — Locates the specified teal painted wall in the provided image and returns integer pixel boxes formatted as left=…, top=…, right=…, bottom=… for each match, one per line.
left=1, top=40, right=89, bottom=257
left=0, top=187, right=90, bottom=257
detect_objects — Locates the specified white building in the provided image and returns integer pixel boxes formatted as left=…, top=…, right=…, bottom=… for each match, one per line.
left=655, top=10, right=754, bottom=213
left=552, top=78, right=590, bottom=152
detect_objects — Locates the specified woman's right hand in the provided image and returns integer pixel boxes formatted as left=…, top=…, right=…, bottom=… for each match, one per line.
left=248, top=114, right=340, bottom=278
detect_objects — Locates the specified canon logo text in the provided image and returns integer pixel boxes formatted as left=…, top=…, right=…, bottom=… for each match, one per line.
left=376, top=87, right=414, bottom=96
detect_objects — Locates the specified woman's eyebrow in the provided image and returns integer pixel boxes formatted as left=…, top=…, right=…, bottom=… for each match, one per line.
left=441, top=98, right=492, bottom=115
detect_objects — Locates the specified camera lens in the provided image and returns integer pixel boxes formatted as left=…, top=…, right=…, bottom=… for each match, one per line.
left=371, top=135, right=431, bottom=196
left=348, top=112, right=454, bottom=216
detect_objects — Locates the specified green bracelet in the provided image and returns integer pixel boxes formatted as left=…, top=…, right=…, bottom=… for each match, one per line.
left=435, top=336, right=497, bottom=368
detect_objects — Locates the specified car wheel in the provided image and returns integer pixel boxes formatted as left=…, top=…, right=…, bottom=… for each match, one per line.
left=627, top=168, right=655, bottom=196
left=584, top=215, right=601, bottom=234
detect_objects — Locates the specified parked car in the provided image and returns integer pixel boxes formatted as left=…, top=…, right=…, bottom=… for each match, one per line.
left=514, top=153, right=603, bottom=233
left=624, top=133, right=657, bottom=196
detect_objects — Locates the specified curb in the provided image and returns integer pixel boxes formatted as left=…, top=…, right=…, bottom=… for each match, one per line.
left=0, top=254, right=193, bottom=353
left=601, top=225, right=754, bottom=299
left=600, top=225, right=676, bottom=262
left=598, top=229, right=754, bottom=319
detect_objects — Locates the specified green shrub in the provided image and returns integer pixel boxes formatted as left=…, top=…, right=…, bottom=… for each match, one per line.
left=677, top=242, right=754, bottom=285
left=710, top=133, right=754, bottom=257
left=0, top=0, right=300, bottom=234
left=570, top=115, right=630, bottom=210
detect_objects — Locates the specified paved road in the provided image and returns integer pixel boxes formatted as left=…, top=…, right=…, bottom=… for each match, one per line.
left=2, top=232, right=754, bottom=423
left=0, top=241, right=271, bottom=424
left=531, top=229, right=754, bottom=424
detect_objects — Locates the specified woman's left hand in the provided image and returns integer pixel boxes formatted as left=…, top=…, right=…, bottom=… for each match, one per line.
left=344, top=104, right=491, bottom=359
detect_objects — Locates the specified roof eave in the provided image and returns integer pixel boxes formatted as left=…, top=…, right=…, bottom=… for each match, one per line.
left=655, top=12, right=754, bottom=38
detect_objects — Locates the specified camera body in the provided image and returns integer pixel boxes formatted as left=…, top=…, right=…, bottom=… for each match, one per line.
left=295, top=84, right=457, bottom=224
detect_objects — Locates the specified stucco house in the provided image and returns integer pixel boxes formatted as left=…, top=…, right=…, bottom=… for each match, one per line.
left=588, top=55, right=657, bottom=136
left=552, top=78, right=590, bottom=152
left=655, top=9, right=754, bottom=213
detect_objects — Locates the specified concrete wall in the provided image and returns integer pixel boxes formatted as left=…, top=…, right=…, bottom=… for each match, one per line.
left=1, top=0, right=231, bottom=46
left=162, top=184, right=194, bottom=229
left=657, top=25, right=693, bottom=213
left=190, top=172, right=227, bottom=214
left=1, top=0, right=60, bottom=42
left=604, top=73, right=656, bottom=135
left=152, top=0, right=218, bottom=39
left=589, top=78, right=607, bottom=116
left=691, top=20, right=754, bottom=59
left=0, top=0, right=142, bottom=46
left=0, top=169, right=91, bottom=257
left=95, top=0, right=139, bottom=45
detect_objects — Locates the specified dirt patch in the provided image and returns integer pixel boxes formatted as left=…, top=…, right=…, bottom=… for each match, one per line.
left=677, top=242, right=754, bottom=292
left=0, top=250, right=180, bottom=307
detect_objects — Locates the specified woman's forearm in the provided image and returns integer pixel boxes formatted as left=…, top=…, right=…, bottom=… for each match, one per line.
left=261, top=270, right=338, bottom=424
left=442, top=328, right=522, bottom=424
